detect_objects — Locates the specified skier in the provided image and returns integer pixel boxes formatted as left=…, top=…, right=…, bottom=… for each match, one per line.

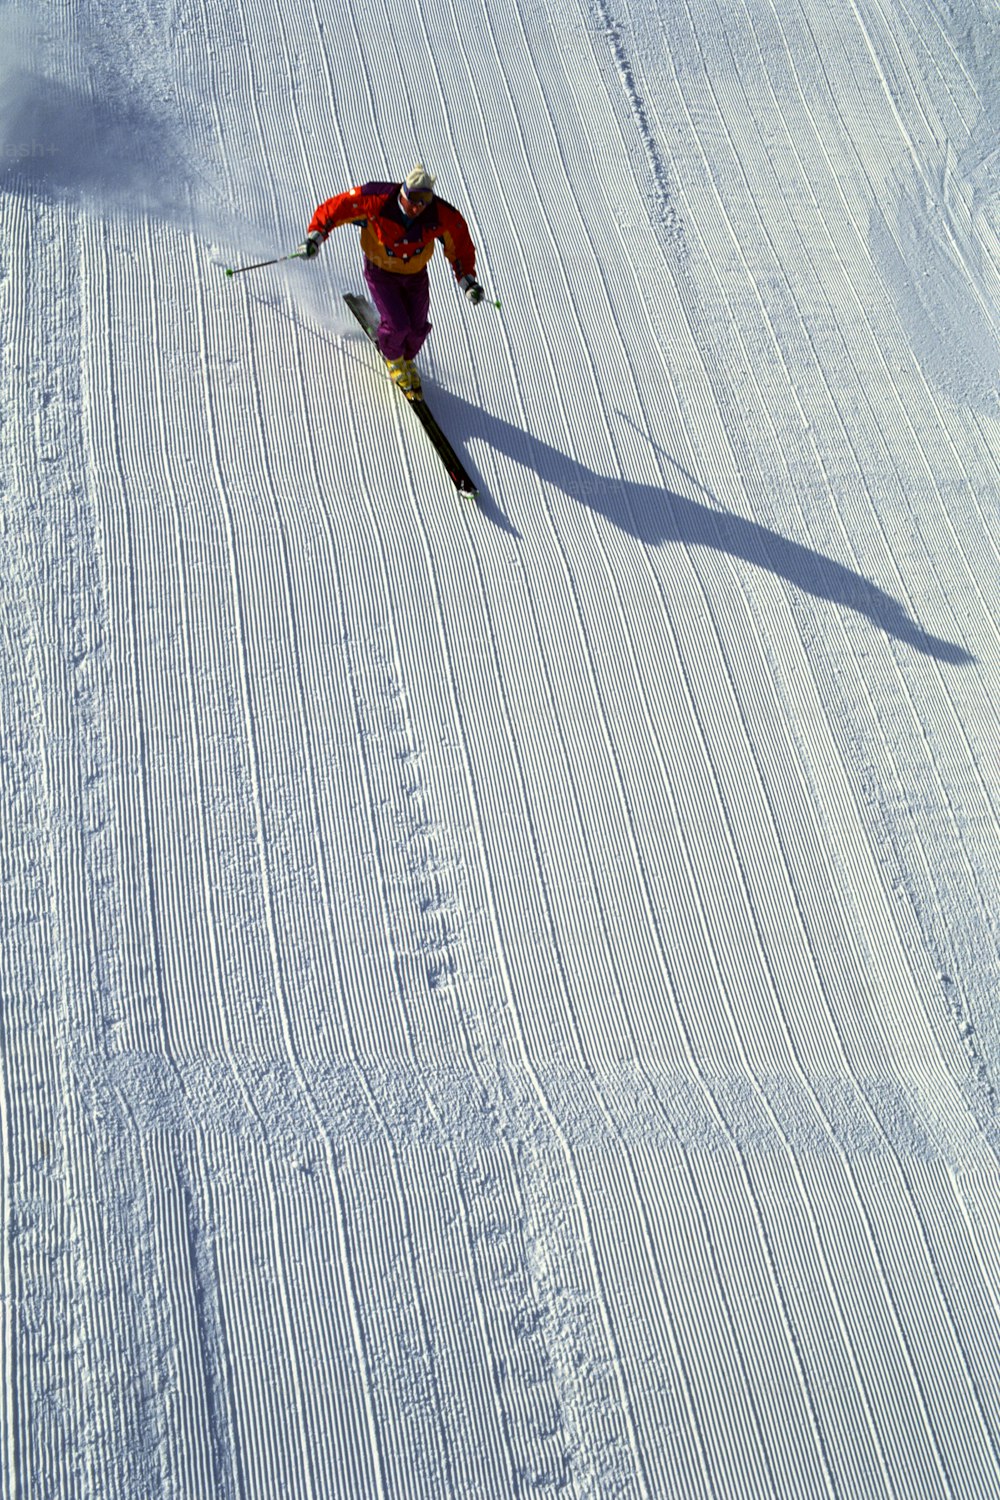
left=299, top=164, right=485, bottom=396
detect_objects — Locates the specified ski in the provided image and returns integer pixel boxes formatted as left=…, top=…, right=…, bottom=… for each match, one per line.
left=343, top=293, right=479, bottom=499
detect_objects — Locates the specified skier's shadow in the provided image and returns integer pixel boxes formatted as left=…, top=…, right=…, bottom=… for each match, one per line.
left=438, top=391, right=973, bottom=666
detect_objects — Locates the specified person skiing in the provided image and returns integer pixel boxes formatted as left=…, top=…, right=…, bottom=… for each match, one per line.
left=299, top=164, right=484, bottom=396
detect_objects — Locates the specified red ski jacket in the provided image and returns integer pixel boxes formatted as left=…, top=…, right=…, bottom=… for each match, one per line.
left=308, top=182, right=477, bottom=280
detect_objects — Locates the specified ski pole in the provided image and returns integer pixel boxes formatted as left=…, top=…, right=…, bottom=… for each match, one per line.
left=224, top=251, right=305, bottom=278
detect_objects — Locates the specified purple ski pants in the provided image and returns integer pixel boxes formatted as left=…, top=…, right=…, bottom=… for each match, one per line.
left=364, top=260, right=432, bottom=361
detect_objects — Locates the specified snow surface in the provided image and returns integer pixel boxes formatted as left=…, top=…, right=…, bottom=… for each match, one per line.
left=3, top=0, right=1000, bottom=1494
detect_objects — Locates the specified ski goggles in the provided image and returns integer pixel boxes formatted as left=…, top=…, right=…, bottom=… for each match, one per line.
left=401, top=185, right=434, bottom=212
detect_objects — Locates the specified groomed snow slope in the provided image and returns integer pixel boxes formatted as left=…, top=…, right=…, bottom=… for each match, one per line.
left=4, top=0, right=1000, bottom=1494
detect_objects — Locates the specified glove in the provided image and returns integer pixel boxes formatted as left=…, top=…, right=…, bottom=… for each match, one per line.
left=460, top=273, right=485, bottom=305
left=298, top=230, right=324, bottom=259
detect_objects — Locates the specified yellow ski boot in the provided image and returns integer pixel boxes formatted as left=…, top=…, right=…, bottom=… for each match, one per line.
left=385, top=356, right=422, bottom=398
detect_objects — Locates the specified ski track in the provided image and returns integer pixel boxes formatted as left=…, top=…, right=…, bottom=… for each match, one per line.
left=4, top=0, right=1000, bottom=1495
